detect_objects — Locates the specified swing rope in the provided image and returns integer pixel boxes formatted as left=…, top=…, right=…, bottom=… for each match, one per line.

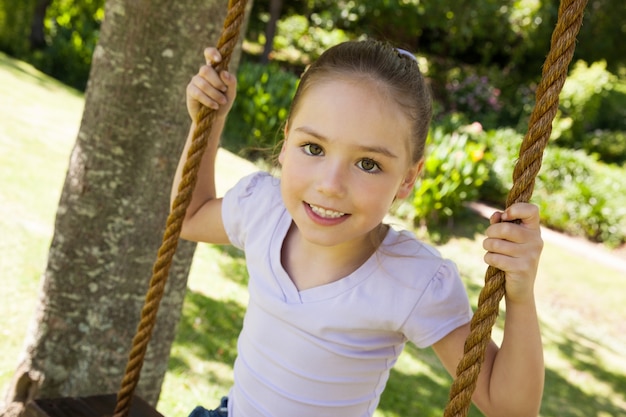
left=443, top=0, right=588, bottom=416
left=112, top=0, right=587, bottom=416
left=112, top=1, right=249, bottom=417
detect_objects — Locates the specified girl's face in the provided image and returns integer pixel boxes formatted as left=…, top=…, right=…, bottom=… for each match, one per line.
left=279, top=78, right=422, bottom=252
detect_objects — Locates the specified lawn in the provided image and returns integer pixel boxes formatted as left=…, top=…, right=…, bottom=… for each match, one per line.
left=1, top=52, right=625, bottom=417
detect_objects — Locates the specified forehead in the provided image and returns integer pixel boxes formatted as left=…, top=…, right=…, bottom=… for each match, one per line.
left=289, top=78, right=412, bottom=156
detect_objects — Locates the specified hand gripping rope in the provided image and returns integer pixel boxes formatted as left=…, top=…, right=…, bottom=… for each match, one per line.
left=443, top=0, right=587, bottom=416
left=113, top=1, right=587, bottom=416
left=112, top=1, right=249, bottom=417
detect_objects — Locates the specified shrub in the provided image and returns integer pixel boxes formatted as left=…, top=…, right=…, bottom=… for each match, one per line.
left=274, top=14, right=350, bottom=61
left=32, top=0, right=103, bottom=89
left=552, top=60, right=626, bottom=164
left=223, top=61, right=299, bottom=158
left=412, top=124, right=491, bottom=226
left=584, top=130, right=626, bottom=165
left=478, top=129, right=626, bottom=248
left=534, top=147, right=626, bottom=248
left=477, top=127, right=524, bottom=205
left=445, top=72, right=503, bottom=130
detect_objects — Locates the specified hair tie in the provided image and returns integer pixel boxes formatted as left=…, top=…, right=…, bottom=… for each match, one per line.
left=396, top=48, right=418, bottom=62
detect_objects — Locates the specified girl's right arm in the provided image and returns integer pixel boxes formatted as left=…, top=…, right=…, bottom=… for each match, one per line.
left=170, top=47, right=237, bottom=244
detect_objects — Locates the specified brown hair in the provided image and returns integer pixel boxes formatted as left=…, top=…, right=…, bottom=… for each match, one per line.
left=287, top=39, right=432, bottom=164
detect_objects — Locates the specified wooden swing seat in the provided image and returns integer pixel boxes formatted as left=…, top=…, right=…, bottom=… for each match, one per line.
left=25, top=395, right=163, bottom=417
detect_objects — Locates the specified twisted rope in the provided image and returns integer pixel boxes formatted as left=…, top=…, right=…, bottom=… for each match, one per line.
left=112, top=1, right=248, bottom=416
left=443, top=0, right=588, bottom=416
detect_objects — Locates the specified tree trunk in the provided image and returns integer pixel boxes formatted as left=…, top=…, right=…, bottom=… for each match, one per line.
left=260, top=0, right=282, bottom=64
left=28, top=0, right=51, bottom=50
left=1, top=0, right=249, bottom=415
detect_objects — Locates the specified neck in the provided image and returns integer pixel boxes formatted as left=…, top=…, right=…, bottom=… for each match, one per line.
left=281, top=223, right=388, bottom=291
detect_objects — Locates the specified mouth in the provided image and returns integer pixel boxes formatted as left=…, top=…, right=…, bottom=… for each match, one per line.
left=307, top=203, right=346, bottom=219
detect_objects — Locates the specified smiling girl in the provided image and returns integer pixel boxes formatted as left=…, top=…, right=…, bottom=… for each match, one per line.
left=172, top=40, right=544, bottom=417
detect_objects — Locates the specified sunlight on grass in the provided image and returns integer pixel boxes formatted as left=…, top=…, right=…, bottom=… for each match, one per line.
left=158, top=244, right=248, bottom=417
left=0, top=52, right=83, bottom=394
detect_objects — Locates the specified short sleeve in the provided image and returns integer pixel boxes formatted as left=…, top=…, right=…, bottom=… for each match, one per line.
left=221, top=171, right=279, bottom=249
left=401, top=260, right=473, bottom=348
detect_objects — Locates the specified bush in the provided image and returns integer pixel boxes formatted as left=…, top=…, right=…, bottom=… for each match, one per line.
left=223, top=61, right=299, bottom=158
left=477, top=128, right=626, bottom=248
left=411, top=123, right=491, bottom=226
left=444, top=72, right=503, bottom=129
left=0, top=0, right=105, bottom=90
left=534, top=147, right=626, bottom=247
left=552, top=60, right=626, bottom=164
left=478, top=127, right=523, bottom=205
left=584, top=130, right=626, bottom=165
left=273, top=14, right=350, bottom=62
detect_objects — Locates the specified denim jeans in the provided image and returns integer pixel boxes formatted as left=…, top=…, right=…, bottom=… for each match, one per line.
left=188, top=397, right=228, bottom=417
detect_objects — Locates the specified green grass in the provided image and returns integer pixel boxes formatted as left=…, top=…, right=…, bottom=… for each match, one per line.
left=1, top=52, right=626, bottom=416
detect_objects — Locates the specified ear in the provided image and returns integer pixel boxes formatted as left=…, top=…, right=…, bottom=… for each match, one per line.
left=396, top=159, right=424, bottom=199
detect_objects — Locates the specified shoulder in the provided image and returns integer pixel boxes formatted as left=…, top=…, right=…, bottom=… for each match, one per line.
left=377, top=227, right=472, bottom=347
left=225, top=171, right=280, bottom=199
left=379, top=227, right=453, bottom=286
left=222, top=171, right=285, bottom=248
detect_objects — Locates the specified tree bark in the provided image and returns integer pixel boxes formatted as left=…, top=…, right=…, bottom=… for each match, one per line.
left=1, top=0, right=248, bottom=415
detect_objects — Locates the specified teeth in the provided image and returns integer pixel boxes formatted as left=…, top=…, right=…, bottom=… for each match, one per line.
left=309, top=204, right=345, bottom=219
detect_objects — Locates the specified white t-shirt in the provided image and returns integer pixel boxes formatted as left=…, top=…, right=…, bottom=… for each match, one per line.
left=221, top=172, right=472, bottom=417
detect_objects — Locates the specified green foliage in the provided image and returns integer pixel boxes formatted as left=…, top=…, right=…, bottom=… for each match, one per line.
left=575, top=0, right=626, bottom=72
left=223, top=61, right=299, bottom=158
left=444, top=70, right=503, bottom=129
left=534, top=147, right=626, bottom=247
left=36, top=0, right=104, bottom=89
left=0, top=0, right=36, bottom=56
left=583, top=130, right=626, bottom=165
left=0, top=0, right=104, bottom=89
left=412, top=123, right=490, bottom=225
left=478, top=127, right=523, bottom=204
left=478, top=128, right=626, bottom=248
left=552, top=60, right=626, bottom=164
left=270, top=14, right=351, bottom=62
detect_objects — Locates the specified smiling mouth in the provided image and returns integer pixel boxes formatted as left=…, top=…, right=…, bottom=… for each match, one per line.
left=308, top=203, right=346, bottom=219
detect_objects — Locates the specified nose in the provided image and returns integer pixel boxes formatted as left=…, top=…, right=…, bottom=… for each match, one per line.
left=315, top=160, right=347, bottom=198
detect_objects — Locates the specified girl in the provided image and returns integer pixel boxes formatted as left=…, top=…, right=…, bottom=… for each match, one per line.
left=173, top=40, right=544, bottom=417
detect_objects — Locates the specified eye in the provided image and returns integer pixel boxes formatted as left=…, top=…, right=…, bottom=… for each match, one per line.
left=302, top=143, right=324, bottom=156
left=357, top=158, right=381, bottom=173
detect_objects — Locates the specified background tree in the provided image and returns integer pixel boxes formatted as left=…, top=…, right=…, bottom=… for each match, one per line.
left=1, top=0, right=249, bottom=416
left=29, top=0, right=52, bottom=50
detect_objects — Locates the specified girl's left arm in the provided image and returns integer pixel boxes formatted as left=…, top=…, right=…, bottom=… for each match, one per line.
left=433, top=203, right=544, bottom=417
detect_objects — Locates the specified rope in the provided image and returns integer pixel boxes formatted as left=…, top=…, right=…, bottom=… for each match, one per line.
left=112, top=1, right=248, bottom=416
left=442, top=0, right=588, bottom=416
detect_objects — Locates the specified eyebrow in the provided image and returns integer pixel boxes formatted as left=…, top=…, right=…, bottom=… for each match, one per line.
left=294, top=126, right=399, bottom=159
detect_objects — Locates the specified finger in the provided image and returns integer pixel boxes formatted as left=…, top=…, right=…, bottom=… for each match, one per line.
left=198, top=65, right=228, bottom=93
left=501, top=203, right=541, bottom=229
left=489, top=211, right=503, bottom=225
left=204, top=47, right=222, bottom=66
left=483, top=251, right=531, bottom=277
left=483, top=233, right=519, bottom=255
left=485, top=220, right=540, bottom=245
left=220, top=70, right=237, bottom=101
left=483, top=250, right=512, bottom=272
left=187, top=80, right=225, bottom=110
